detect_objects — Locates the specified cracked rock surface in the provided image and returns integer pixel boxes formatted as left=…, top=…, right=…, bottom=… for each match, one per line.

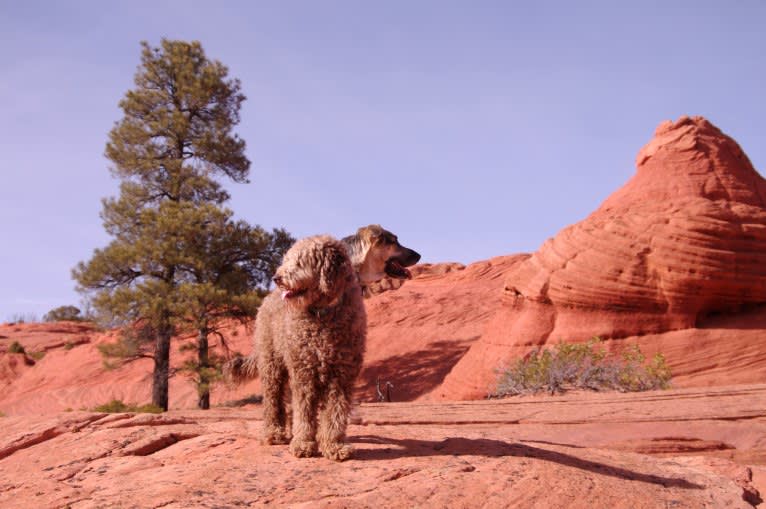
left=1, top=385, right=764, bottom=508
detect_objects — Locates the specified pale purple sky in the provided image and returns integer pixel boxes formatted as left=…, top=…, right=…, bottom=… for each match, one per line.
left=1, top=1, right=765, bottom=320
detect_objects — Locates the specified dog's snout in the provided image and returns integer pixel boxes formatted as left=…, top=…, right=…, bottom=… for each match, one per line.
left=273, top=275, right=283, bottom=286
left=407, top=249, right=421, bottom=265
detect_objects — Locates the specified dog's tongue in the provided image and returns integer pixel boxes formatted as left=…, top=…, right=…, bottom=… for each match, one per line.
left=400, top=265, right=412, bottom=279
left=281, top=290, right=294, bottom=300
left=387, top=260, right=412, bottom=279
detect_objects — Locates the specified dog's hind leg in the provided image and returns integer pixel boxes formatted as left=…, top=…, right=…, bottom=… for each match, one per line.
left=260, top=363, right=291, bottom=445
left=317, top=378, right=354, bottom=461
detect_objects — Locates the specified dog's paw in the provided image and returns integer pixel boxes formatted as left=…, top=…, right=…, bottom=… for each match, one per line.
left=321, top=442, right=354, bottom=461
left=289, top=439, right=318, bottom=458
left=262, top=427, right=291, bottom=445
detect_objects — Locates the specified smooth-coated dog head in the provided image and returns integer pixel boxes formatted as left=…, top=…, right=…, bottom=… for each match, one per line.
left=272, top=235, right=355, bottom=310
left=344, top=225, right=421, bottom=285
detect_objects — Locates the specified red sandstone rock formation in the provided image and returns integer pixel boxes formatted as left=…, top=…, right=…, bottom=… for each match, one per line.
left=3, top=117, right=766, bottom=411
left=0, top=257, right=521, bottom=413
left=0, top=321, right=261, bottom=414
left=438, top=116, right=766, bottom=399
left=357, top=256, right=526, bottom=401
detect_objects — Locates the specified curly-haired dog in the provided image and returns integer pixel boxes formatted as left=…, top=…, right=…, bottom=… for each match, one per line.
left=253, top=235, right=366, bottom=460
left=223, top=226, right=419, bottom=458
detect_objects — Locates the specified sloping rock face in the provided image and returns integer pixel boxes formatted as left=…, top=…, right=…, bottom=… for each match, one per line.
left=0, top=257, right=522, bottom=413
left=0, top=385, right=763, bottom=508
left=0, top=321, right=262, bottom=414
left=356, top=256, right=527, bottom=402
left=440, top=116, right=766, bottom=399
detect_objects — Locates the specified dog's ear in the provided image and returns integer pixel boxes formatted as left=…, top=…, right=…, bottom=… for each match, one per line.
left=359, top=224, right=384, bottom=244
left=319, top=244, right=350, bottom=295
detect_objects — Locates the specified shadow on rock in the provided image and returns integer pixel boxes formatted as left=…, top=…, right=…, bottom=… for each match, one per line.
left=357, top=338, right=474, bottom=402
left=350, top=435, right=704, bottom=490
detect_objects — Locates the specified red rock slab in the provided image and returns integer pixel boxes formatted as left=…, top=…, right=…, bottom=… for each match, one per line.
left=0, top=384, right=762, bottom=508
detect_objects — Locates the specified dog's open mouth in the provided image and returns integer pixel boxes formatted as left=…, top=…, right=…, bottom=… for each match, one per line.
left=281, top=287, right=308, bottom=300
left=384, top=259, right=412, bottom=280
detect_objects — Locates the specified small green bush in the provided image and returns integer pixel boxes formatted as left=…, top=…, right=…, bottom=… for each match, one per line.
left=8, top=341, right=25, bottom=354
left=493, top=337, right=671, bottom=397
left=43, top=305, right=83, bottom=322
left=92, top=399, right=163, bottom=414
left=29, top=351, right=46, bottom=361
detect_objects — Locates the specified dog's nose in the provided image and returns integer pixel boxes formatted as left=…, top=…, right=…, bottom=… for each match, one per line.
left=273, top=275, right=283, bottom=286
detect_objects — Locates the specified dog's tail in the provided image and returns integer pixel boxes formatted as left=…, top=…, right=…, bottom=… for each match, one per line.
left=222, top=354, right=258, bottom=384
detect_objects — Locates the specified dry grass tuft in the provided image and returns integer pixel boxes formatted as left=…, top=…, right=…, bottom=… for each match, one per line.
left=493, top=337, right=671, bottom=397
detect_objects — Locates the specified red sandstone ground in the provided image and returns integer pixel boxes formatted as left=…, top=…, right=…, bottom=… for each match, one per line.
left=1, top=385, right=764, bottom=508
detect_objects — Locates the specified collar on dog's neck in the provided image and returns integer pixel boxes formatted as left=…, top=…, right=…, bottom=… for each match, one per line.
left=308, top=293, right=344, bottom=319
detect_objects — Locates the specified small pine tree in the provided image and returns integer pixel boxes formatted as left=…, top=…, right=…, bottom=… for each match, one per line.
left=74, top=39, right=292, bottom=410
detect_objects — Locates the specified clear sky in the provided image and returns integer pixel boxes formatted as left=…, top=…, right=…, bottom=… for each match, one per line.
left=1, top=1, right=765, bottom=320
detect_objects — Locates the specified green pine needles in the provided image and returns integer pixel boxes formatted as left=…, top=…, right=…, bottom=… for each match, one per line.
left=73, top=39, right=293, bottom=411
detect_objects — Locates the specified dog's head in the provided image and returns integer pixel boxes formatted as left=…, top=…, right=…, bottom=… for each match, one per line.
left=272, top=235, right=355, bottom=310
left=348, top=225, right=421, bottom=285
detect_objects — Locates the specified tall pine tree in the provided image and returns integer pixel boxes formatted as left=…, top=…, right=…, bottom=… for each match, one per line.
left=74, top=39, right=292, bottom=410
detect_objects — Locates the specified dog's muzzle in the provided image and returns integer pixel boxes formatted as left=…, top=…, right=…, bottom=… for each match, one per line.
left=385, top=248, right=421, bottom=279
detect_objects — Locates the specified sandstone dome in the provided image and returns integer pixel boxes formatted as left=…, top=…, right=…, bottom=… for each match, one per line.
left=439, top=116, right=766, bottom=398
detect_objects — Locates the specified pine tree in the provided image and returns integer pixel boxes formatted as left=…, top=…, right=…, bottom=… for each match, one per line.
left=74, top=39, right=292, bottom=410
left=168, top=203, right=293, bottom=409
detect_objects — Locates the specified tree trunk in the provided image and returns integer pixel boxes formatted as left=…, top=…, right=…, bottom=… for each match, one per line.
left=197, top=327, right=210, bottom=410
left=152, top=322, right=172, bottom=411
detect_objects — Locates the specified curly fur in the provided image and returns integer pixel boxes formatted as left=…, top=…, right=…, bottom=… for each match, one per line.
left=252, top=235, right=366, bottom=460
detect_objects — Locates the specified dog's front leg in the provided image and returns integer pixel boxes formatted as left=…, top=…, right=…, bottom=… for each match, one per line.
left=289, top=372, right=319, bottom=458
left=317, top=378, right=354, bottom=461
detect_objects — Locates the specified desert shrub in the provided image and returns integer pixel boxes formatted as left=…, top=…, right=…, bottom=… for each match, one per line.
left=63, top=340, right=80, bottom=351
left=493, top=337, right=671, bottom=397
left=8, top=341, right=25, bottom=354
left=92, top=399, right=163, bottom=414
left=43, top=305, right=83, bottom=322
left=29, top=350, right=46, bottom=361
